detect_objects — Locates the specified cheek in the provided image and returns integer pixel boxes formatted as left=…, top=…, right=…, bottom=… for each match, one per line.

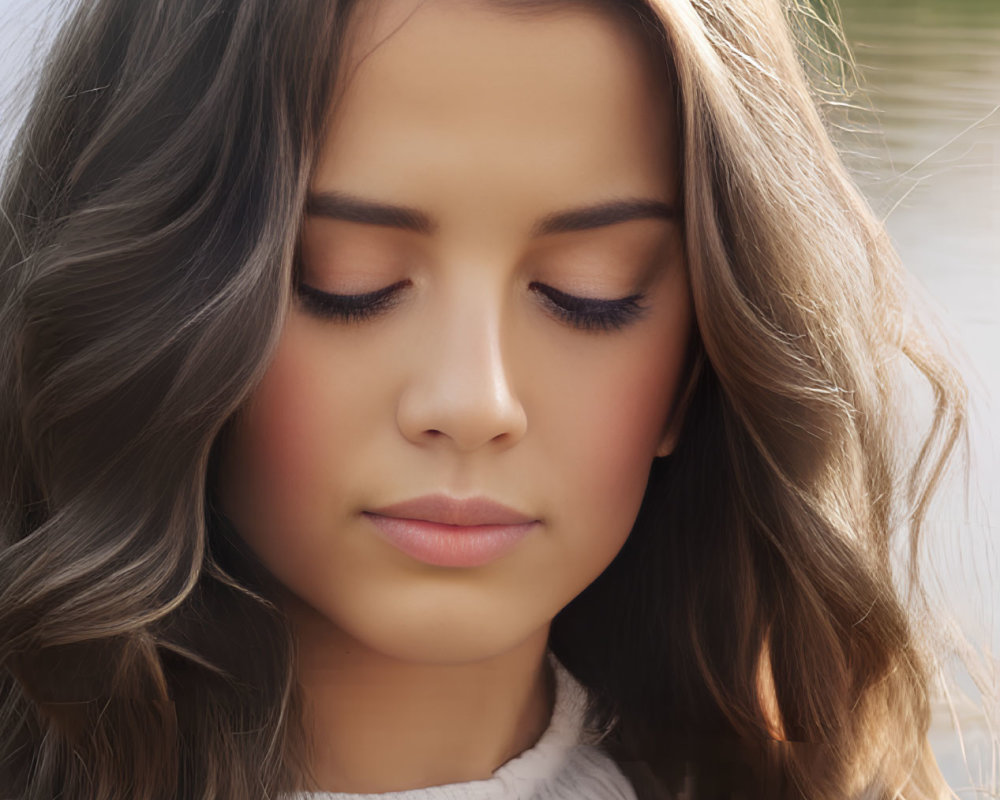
left=217, top=318, right=349, bottom=541
left=580, top=333, right=687, bottom=465
left=570, top=351, right=676, bottom=504
left=541, top=292, right=691, bottom=542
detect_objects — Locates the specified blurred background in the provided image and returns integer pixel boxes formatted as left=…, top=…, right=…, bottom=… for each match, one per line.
left=813, top=1, right=999, bottom=795
left=1, top=0, right=997, bottom=795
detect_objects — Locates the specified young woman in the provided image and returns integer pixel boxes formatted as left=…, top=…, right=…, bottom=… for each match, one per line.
left=0, top=0, right=971, bottom=798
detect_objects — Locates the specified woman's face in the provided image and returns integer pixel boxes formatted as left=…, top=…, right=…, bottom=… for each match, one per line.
left=218, top=0, right=692, bottom=663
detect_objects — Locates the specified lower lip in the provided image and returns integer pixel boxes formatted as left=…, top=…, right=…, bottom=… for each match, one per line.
left=363, top=513, right=537, bottom=567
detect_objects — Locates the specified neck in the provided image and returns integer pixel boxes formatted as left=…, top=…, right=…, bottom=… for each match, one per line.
left=287, top=596, right=555, bottom=794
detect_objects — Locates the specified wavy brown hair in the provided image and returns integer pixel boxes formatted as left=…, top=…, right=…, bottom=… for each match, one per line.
left=0, top=0, right=968, bottom=798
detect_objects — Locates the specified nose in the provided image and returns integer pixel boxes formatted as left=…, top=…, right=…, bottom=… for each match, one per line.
left=396, top=290, right=528, bottom=453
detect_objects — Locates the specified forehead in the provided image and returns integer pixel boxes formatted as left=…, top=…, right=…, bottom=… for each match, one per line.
left=338, top=0, right=666, bottom=78
left=316, top=0, right=678, bottom=217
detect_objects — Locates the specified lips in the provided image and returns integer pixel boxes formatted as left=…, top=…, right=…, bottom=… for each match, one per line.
left=366, top=494, right=537, bottom=526
left=363, top=494, right=540, bottom=567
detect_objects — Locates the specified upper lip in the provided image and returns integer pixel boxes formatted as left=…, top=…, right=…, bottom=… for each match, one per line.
left=367, top=494, right=537, bottom=526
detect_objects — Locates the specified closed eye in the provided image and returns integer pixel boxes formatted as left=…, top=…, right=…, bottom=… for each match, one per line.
left=294, top=279, right=410, bottom=322
left=529, top=282, right=648, bottom=332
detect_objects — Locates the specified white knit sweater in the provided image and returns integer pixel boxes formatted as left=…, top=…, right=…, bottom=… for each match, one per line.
left=286, top=650, right=637, bottom=800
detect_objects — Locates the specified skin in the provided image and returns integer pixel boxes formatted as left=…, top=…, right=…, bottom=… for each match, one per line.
left=217, top=0, right=693, bottom=792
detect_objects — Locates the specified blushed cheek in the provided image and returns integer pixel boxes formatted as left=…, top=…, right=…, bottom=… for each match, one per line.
left=219, top=327, right=334, bottom=540
left=574, top=332, right=690, bottom=528
left=591, top=374, right=667, bottom=497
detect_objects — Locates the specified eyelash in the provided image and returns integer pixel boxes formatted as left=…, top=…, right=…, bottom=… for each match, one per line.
left=294, top=279, right=647, bottom=332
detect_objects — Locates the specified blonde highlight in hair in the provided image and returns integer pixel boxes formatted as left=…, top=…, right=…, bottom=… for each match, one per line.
left=0, top=0, right=969, bottom=798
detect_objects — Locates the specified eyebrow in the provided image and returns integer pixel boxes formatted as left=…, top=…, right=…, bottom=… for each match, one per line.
left=305, top=191, right=679, bottom=237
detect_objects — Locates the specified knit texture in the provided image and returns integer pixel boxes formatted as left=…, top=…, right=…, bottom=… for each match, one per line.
left=287, top=650, right=637, bottom=799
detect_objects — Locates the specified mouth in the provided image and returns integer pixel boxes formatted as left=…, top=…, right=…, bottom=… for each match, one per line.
left=365, top=493, right=538, bottom=526
left=363, top=494, right=539, bottom=567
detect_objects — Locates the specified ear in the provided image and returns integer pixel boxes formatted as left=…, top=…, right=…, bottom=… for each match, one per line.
left=654, top=347, right=704, bottom=458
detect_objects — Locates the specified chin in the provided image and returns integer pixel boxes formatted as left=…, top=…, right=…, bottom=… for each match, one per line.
left=333, top=611, right=550, bottom=666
